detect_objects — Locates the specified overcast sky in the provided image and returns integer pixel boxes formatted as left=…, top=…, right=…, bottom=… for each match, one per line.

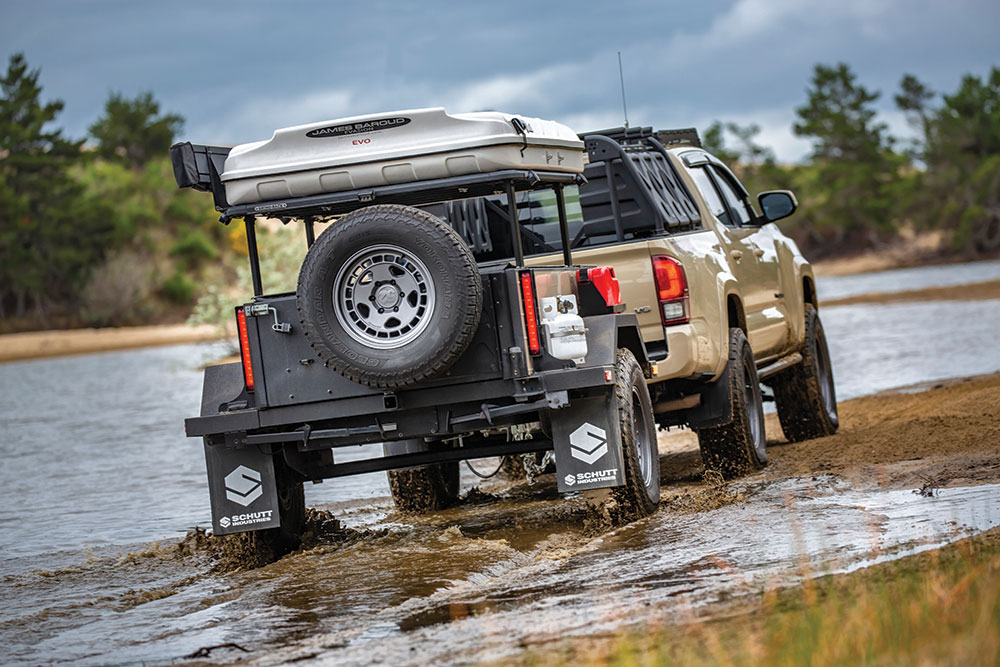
left=3, top=0, right=998, bottom=162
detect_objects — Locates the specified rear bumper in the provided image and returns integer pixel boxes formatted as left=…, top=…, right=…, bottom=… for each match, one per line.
left=185, top=364, right=615, bottom=444
left=652, top=323, right=699, bottom=380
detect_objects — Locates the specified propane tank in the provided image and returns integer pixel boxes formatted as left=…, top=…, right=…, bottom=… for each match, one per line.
left=539, top=294, right=588, bottom=364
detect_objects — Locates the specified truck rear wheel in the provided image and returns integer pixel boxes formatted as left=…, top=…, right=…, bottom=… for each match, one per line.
left=387, top=462, right=460, bottom=513
left=297, top=204, right=482, bottom=390
left=767, top=304, right=838, bottom=442
left=608, top=348, right=660, bottom=519
left=696, top=328, right=767, bottom=479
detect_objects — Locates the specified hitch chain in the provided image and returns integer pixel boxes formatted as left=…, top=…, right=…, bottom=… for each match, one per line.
left=522, top=451, right=554, bottom=485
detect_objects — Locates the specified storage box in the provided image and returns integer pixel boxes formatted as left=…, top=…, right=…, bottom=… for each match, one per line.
left=220, top=108, right=585, bottom=205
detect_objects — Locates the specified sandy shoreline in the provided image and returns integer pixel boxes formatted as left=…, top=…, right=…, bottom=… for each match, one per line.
left=2, top=276, right=997, bottom=364
left=820, top=278, right=1000, bottom=307
left=0, top=323, right=227, bottom=363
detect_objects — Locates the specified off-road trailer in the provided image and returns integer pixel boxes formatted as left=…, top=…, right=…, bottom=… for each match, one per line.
left=172, top=120, right=688, bottom=547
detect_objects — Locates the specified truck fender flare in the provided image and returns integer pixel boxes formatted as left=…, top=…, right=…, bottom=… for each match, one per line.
left=685, top=360, right=733, bottom=429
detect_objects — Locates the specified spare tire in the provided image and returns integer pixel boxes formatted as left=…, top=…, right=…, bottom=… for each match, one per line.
left=297, top=204, right=482, bottom=389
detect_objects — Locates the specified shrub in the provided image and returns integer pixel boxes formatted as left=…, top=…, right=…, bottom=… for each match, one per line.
left=161, top=271, right=196, bottom=304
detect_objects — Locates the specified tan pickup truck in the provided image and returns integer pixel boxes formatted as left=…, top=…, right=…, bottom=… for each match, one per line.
left=525, top=126, right=839, bottom=478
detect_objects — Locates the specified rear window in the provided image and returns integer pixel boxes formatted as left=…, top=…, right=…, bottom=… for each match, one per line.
left=426, top=142, right=701, bottom=263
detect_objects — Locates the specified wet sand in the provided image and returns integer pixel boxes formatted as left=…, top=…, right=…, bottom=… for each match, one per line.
left=0, top=323, right=227, bottom=363
left=820, top=278, right=1000, bottom=307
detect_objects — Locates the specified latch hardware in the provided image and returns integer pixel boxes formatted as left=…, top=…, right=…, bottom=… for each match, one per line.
left=245, top=303, right=292, bottom=333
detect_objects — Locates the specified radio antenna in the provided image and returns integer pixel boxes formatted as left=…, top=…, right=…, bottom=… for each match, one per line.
left=617, top=51, right=630, bottom=129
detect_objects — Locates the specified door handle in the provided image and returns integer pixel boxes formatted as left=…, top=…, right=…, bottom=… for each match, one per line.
left=730, top=249, right=743, bottom=261
left=753, top=248, right=765, bottom=258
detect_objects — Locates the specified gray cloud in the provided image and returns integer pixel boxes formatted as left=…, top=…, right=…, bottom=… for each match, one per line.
left=2, top=0, right=997, bottom=161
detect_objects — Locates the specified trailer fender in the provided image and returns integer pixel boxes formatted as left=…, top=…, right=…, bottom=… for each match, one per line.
left=581, top=313, right=650, bottom=369
left=204, top=439, right=282, bottom=535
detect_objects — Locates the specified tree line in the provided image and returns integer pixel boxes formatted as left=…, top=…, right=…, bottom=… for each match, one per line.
left=1, top=53, right=998, bottom=331
left=704, top=62, right=1000, bottom=256
left=0, top=53, right=223, bottom=329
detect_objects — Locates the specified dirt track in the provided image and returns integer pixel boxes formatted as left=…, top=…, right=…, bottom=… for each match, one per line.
left=657, top=373, right=1000, bottom=493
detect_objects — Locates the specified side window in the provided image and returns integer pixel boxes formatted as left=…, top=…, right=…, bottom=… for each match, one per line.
left=710, top=167, right=752, bottom=226
left=688, top=166, right=732, bottom=226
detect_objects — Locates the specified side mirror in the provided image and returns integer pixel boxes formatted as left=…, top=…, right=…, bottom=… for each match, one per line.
left=757, top=190, right=798, bottom=223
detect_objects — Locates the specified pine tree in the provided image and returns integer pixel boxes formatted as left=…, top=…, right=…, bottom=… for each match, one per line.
left=89, top=91, right=183, bottom=169
left=0, top=53, right=115, bottom=324
left=793, top=63, right=901, bottom=245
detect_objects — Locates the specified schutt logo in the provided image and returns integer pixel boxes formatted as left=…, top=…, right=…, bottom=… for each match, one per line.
left=224, top=465, right=263, bottom=507
left=569, top=422, right=608, bottom=465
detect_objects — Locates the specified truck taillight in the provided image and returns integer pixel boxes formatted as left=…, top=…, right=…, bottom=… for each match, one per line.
left=236, top=308, right=255, bottom=391
left=651, top=256, right=689, bottom=325
left=519, top=271, right=541, bottom=356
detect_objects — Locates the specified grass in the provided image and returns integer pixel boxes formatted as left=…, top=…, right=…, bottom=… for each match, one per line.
left=529, top=528, right=1000, bottom=666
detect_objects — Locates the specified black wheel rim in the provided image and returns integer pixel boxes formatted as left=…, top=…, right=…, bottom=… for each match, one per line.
left=814, top=321, right=837, bottom=418
left=632, top=388, right=655, bottom=495
left=742, top=358, right=766, bottom=461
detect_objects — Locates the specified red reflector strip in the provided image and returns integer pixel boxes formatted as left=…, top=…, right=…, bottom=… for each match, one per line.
left=520, top=272, right=541, bottom=356
left=236, top=308, right=255, bottom=391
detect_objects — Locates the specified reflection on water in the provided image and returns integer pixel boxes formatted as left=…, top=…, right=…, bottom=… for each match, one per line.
left=0, top=343, right=229, bottom=564
left=824, top=298, right=1000, bottom=401
left=1, top=261, right=999, bottom=664
left=817, top=258, right=1000, bottom=301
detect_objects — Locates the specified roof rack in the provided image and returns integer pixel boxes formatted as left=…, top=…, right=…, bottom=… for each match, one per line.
left=578, top=126, right=654, bottom=143
left=654, top=127, right=701, bottom=147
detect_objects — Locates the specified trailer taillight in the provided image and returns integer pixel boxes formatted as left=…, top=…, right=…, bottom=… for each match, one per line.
left=651, top=256, right=689, bottom=325
left=519, top=271, right=541, bottom=356
left=236, top=308, right=255, bottom=391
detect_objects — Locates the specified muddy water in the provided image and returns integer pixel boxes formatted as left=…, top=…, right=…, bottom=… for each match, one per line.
left=1, top=262, right=1000, bottom=664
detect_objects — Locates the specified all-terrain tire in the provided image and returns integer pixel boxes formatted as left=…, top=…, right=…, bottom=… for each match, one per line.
left=387, top=462, right=460, bottom=513
left=767, top=304, right=838, bottom=442
left=297, top=204, right=482, bottom=389
left=607, top=348, right=660, bottom=520
left=696, top=328, right=767, bottom=479
left=248, top=455, right=305, bottom=560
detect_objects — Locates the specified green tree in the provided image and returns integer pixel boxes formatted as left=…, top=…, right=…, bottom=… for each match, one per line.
left=894, top=74, right=935, bottom=161
left=793, top=63, right=901, bottom=247
left=89, top=91, right=183, bottom=169
left=701, top=121, right=739, bottom=164
left=0, top=53, right=116, bottom=323
left=918, top=68, right=1000, bottom=252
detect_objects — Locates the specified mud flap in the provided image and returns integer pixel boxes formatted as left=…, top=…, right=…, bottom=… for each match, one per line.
left=551, top=390, right=625, bottom=492
left=204, top=440, right=281, bottom=535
